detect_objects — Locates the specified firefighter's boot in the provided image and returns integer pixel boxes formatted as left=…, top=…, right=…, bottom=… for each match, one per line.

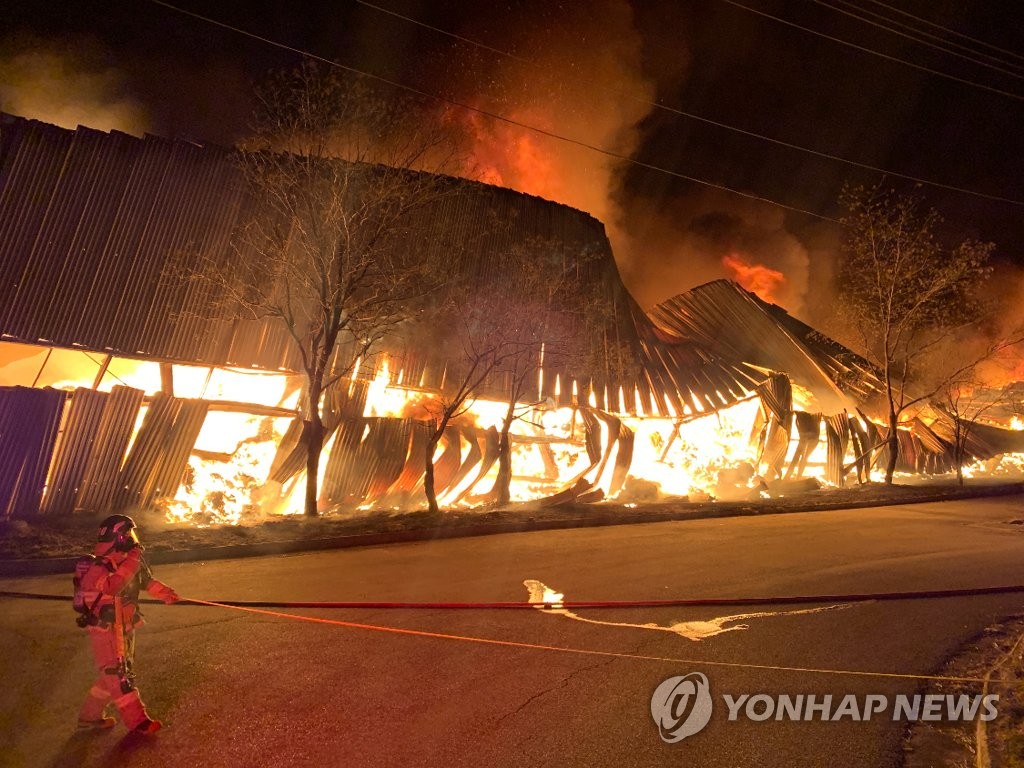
left=77, top=685, right=116, bottom=729
left=113, top=690, right=153, bottom=732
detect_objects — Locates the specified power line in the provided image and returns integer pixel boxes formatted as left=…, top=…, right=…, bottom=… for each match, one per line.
left=143, top=0, right=834, bottom=221
left=354, top=0, right=1024, bottom=208
left=858, top=0, right=1024, bottom=66
left=718, top=0, right=1024, bottom=103
left=355, top=0, right=540, bottom=71
left=829, top=0, right=1024, bottom=74
left=810, top=0, right=1024, bottom=80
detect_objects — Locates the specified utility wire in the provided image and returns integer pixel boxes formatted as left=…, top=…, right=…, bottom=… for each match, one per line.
left=810, top=0, right=1024, bottom=80
left=828, top=0, right=1024, bottom=73
left=354, top=0, right=1024, bottom=207
left=143, top=0, right=833, bottom=220
left=356, top=0, right=540, bottom=71
left=718, top=0, right=1024, bottom=103
left=859, top=0, right=1024, bottom=65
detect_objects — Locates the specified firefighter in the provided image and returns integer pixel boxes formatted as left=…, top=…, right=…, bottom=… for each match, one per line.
left=75, top=514, right=179, bottom=733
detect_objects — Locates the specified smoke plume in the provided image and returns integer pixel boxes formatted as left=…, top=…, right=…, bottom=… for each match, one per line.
left=422, top=2, right=828, bottom=320
left=617, top=189, right=814, bottom=314
left=433, top=0, right=654, bottom=264
left=0, top=34, right=150, bottom=136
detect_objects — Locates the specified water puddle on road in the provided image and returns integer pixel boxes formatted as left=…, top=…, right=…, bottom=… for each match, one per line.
left=523, top=579, right=852, bottom=641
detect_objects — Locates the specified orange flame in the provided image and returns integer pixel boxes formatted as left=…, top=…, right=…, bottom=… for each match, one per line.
left=721, top=253, right=786, bottom=304
left=444, top=105, right=562, bottom=203
left=975, top=346, right=1024, bottom=388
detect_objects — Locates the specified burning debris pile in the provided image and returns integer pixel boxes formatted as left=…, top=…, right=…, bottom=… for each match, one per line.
left=1, top=114, right=1023, bottom=526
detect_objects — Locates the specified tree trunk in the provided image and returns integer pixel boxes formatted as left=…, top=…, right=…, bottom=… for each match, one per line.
left=495, top=399, right=516, bottom=506
left=303, top=413, right=323, bottom=517
left=424, top=433, right=441, bottom=515
left=884, top=408, right=899, bottom=484
left=955, top=424, right=965, bottom=487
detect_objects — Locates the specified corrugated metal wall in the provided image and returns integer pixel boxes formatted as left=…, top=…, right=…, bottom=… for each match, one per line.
left=2, top=114, right=793, bottom=422
left=0, top=115, right=298, bottom=370
left=0, top=113, right=640, bottom=402
left=0, top=386, right=66, bottom=519
left=42, top=385, right=148, bottom=515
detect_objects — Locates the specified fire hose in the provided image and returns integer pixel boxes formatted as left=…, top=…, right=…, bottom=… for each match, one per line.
left=4, top=582, right=1024, bottom=609
left=3, top=585, right=1024, bottom=684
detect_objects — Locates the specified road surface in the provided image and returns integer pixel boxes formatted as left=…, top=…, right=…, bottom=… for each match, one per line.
left=2, top=495, right=1024, bottom=767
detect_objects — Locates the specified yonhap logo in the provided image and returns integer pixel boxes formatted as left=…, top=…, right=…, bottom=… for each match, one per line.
left=650, top=671, right=1000, bottom=744
left=650, top=673, right=714, bottom=742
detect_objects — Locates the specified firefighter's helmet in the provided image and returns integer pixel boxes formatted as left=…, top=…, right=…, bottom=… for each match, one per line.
left=97, top=514, right=140, bottom=552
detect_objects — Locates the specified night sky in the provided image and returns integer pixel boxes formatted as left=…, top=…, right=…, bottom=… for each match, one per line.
left=2, top=0, right=1023, bottom=325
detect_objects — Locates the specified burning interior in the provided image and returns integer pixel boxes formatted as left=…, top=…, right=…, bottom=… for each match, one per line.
left=1, top=113, right=1022, bottom=525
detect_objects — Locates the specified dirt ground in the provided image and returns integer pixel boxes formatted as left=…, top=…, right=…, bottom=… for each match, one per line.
left=904, top=615, right=1024, bottom=768
left=1, top=478, right=1022, bottom=563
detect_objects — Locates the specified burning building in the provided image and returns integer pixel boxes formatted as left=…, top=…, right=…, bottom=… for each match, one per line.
left=1, top=112, right=1021, bottom=524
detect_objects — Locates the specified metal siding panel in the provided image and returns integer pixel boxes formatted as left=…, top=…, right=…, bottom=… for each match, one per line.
left=20, top=388, right=67, bottom=518
left=46, top=132, right=137, bottom=342
left=77, top=385, right=145, bottom=512
left=123, top=140, right=203, bottom=355
left=363, top=418, right=414, bottom=502
left=41, top=387, right=108, bottom=515
left=0, top=386, right=66, bottom=519
left=116, top=393, right=182, bottom=509
left=146, top=399, right=208, bottom=505
left=0, top=122, right=74, bottom=333
left=321, top=417, right=366, bottom=504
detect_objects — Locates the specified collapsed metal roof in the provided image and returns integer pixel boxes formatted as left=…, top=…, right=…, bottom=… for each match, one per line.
left=0, top=112, right=796, bottom=414
left=0, top=113, right=641, bottom=406
left=0, top=111, right=987, bottom=421
left=2, top=114, right=1023, bottom=520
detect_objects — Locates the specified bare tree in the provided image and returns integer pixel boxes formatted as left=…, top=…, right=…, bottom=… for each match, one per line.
left=488, top=243, right=624, bottom=505
left=194, top=62, right=456, bottom=516
left=416, top=238, right=627, bottom=513
left=419, top=285, right=529, bottom=515
left=837, top=183, right=994, bottom=483
left=932, top=339, right=1024, bottom=485
left=938, top=380, right=998, bottom=486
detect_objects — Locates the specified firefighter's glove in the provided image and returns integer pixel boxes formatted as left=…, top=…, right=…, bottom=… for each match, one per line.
left=149, top=582, right=180, bottom=604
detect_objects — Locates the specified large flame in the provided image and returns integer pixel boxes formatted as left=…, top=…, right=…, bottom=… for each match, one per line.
left=161, top=413, right=291, bottom=525
left=6, top=338, right=1024, bottom=527
left=721, top=253, right=786, bottom=304
left=624, top=398, right=762, bottom=497
left=449, top=105, right=561, bottom=201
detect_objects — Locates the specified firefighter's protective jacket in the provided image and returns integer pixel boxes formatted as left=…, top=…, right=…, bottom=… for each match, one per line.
left=78, top=546, right=177, bottom=628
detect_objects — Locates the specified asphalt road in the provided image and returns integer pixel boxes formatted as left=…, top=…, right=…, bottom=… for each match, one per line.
left=3, top=496, right=1024, bottom=768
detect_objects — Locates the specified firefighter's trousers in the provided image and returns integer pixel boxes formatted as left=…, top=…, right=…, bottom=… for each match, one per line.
left=78, top=625, right=151, bottom=728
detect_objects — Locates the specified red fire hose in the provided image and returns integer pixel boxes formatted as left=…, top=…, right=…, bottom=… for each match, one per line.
left=3, top=583, right=1024, bottom=609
